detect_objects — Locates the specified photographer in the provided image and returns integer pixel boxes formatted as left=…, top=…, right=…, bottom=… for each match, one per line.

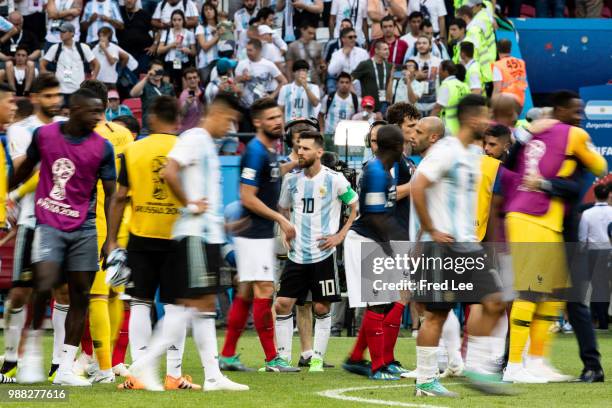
left=179, top=67, right=205, bottom=132
left=204, top=57, right=240, bottom=104
left=130, top=59, right=175, bottom=131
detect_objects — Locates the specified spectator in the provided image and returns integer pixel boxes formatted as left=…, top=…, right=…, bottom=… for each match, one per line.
left=407, top=0, right=447, bottom=41
left=205, top=57, right=240, bottom=104
left=277, top=59, right=320, bottom=123
left=411, top=35, right=441, bottom=116
left=319, top=72, right=360, bottom=135
left=535, top=0, right=564, bottom=17
left=152, top=0, right=199, bottom=29
left=0, top=11, right=40, bottom=64
left=323, top=18, right=352, bottom=64
left=353, top=40, right=393, bottom=114
left=576, top=0, right=603, bottom=17
left=2, top=46, right=36, bottom=95
left=0, top=15, right=17, bottom=54
left=92, top=26, right=132, bottom=88
left=457, top=4, right=492, bottom=89
left=400, top=11, right=423, bottom=50
left=234, top=0, right=259, bottom=39
left=327, top=27, right=369, bottom=85
left=276, top=0, right=323, bottom=42
left=196, top=1, right=221, bottom=78
left=118, top=0, right=154, bottom=74
left=492, top=39, right=527, bottom=107
left=235, top=38, right=287, bottom=111
left=390, top=59, right=425, bottom=104
left=259, top=25, right=284, bottom=71
left=460, top=41, right=483, bottom=95
left=329, top=0, right=368, bottom=45
left=351, top=95, right=382, bottom=122
left=369, top=15, right=408, bottom=66
left=448, top=18, right=476, bottom=64
left=404, top=19, right=449, bottom=61
left=81, top=0, right=124, bottom=45
left=105, top=89, right=133, bottom=121
left=157, top=9, right=196, bottom=91
left=113, top=114, right=141, bottom=138
left=129, top=59, right=175, bottom=130
left=286, top=21, right=323, bottom=85
left=15, top=0, right=46, bottom=44
left=45, top=0, right=83, bottom=48
left=255, top=7, right=288, bottom=55
left=430, top=60, right=469, bottom=135
left=178, top=66, right=205, bottom=132
left=41, top=22, right=99, bottom=101
left=14, top=97, right=34, bottom=121
left=367, top=0, right=406, bottom=40
left=236, top=18, right=259, bottom=59
left=217, top=9, right=235, bottom=43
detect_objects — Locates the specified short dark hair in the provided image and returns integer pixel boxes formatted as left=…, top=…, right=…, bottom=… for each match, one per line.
left=300, top=20, right=317, bottom=30
left=340, top=18, right=353, bottom=26
left=550, top=90, right=580, bottom=109
left=98, top=26, right=113, bottom=38
left=337, top=72, right=352, bottom=82
left=80, top=79, right=108, bottom=108
left=15, top=45, right=29, bottom=55
left=212, top=92, right=242, bottom=113
left=381, top=15, right=395, bottom=25
left=149, top=95, right=178, bottom=124
left=449, top=18, right=466, bottom=30
left=31, top=73, right=60, bottom=93
left=113, top=115, right=140, bottom=135
left=375, top=40, right=389, bottom=50
left=594, top=183, right=609, bottom=200
left=292, top=59, right=309, bottom=72
left=340, top=27, right=355, bottom=38
left=497, top=39, right=512, bottom=54
left=321, top=151, right=338, bottom=168
left=405, top=59, right=418, bottom=68
left=256, top=6, right=275, bottom=22
left=248, top=38, right=262, bottom=50
left=460, top=41, right=475, bottom=59
left=69, top=88, right=101, bottom=108
left=298, top=130, right=324, bottom=148
left=454, top=63, right=466, bottom=81
left=485, top=124, right=512, bottom=139
left=408, top=11, right=424, bottom=20
left=149, top=59, right=164, bottom=69
left=456, top=6, right=473, bottom=19
left=386, top=102, right=421, bottom=125
left=251, top=97, right=278, bottom=119
left=419, top=19, right=433, bottom=30
left=16, top=98, right=34, bottom=118
left=376, top=124, right=404, bottom=152
left=440, top=60, right=457, bottom=76
left=457, top=94, right=487, bottom=124
left=182, top=66, right=199, bottom=78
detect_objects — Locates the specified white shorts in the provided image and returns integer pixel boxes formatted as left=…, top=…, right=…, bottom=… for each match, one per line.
left=234, top=237, right=275, bottom=282
left=344, top=230, right=399, bottom=308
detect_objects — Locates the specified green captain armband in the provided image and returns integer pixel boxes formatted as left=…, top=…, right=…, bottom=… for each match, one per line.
left=339, top=187, right=358, bottom=205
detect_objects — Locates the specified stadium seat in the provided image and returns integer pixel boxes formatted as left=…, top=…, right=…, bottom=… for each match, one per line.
left=123, top=98, right=142, bottom=125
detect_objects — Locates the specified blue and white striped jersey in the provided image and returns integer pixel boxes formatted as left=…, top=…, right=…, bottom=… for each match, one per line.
left=81, top=0, right=123, bottom=43
left=277, top=82, right=321, bottom=123
left=279, top=166, right=357, bottom=264
left=320, top=93, right=359, bottom=134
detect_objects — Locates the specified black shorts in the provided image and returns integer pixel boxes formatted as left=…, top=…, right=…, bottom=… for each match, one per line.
left=12, top=226, right=35, bottom=288
left=277, top=254, right=341, bottom=305
left=125, top=236, right=175, bottom=301
left=160, top=236, right=229, bottom=304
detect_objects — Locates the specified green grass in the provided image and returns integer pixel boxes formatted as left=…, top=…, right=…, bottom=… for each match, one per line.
left=2, top=330, right=611, bottom=408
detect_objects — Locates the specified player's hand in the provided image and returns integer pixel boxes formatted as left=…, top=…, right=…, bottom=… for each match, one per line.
left=318, top=233, right=344, bottom=250
left=430, top=230, right=454, bottom=243
left=522, top=173, right=543, bottom=191
left=292, top=1, right=306, bottom=10
left=527, top=119, right=558, bottom=135
left=187, top=198, right=208, bottom=215
left=89, top=12, right=98, bottom=23
left=279, top=219, right=296, bottom=242
left=102, top=239, right=118, bottom=260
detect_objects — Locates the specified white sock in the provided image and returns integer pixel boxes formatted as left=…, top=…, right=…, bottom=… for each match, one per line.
left=416, top=346, right=439, bottom=384
left=491, top=313, right=508, bottom=366
left=129, top=301, right=152, bottom=362
left=438, top=338, right=448, bottom=371
left=164, top=304, right=187, bottom=378
left=58, top=344, right=78, bottom=375
left=313, top=313, right=331, bottom=360
left=466, top=335, right=495, bottom=374
left=441, top=310, right=462, bottom=368
left=52, top=303, right=69, bottom=365
left=301, top=350, right=313, bottom=359
left=275, top=314, right=293, bottom=361
left=4, top=306, right=26, bottom=362
left=191, top=309, right=223, bottom=382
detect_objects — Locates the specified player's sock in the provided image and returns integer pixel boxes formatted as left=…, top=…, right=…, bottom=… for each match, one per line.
left=465, top=335, right=496, bottom=374
left=57, top=344, right=79, bottom=376
left=529, top=301, right=563, bottom=358
left=192, top=309, right=223, bottom=381
left=4, top=306, right=26, bottom=364
left=491, top=313, right=508, bottom=365
left=313, top=313, right=331, bottom=361
left=349, top=321, right=368, bottom=362
left=164, top=304, right=187, bottom=378
left=129, top=300, right=152, bottom=362
left=81, top=318, right=94, bottom=357
left=301, top=350, right=313, bottom=360
left=275, top=313, right=294, bottom=361
left=52, top=303, right=69, bottom=365
left=108, top=296, right=124, bottom=345
left=416, top=346, right=439, bottom=384
left=441, top=309, right=463, bottom=369
left=253, top=298, right=277, bottom=362
left=221, top=296, right=252, bottom=358
left=89, top=298, right=112, bottom=371
left=112, top=309, right=130, bottom=367
left=363, top=310, right=385, bottom=373
left=508, top=300, right=536, bottom=363
left=382, top=302, right=404, bottom=365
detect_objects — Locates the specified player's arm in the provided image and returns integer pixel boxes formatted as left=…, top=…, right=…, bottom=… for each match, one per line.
left=98, top=142, right=116, bottom=254
left=241, top=183, right=295, bottom=241
left=10, top=171, right=39, bottom=201
left=9, top=132, right=41, bottom=189
left=569, top=127, right=607, bottom=177
left=410, top=173, right=454, bottom=243
left=163, top=158, right=207, bottom=212
left=280, top=160, right=299, bottom=176
left=320, top=200, right=357, bottom=250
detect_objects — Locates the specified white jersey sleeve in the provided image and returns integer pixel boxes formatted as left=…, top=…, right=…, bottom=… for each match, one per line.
left=7, top=124, right=33, bottom=160
left=278, top=172, right=294, bottom=210
left=416, top=140, right=455, bottom=183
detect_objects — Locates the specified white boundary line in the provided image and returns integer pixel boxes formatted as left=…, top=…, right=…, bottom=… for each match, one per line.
left=317, top=383, right=461, bottom=408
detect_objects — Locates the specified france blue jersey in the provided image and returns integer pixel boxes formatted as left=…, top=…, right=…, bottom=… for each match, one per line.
left=351, top=158, right=398, bottom=241
left=393, top=155, right=415, bottom=238
left=238, top=138, right=281, bottom=239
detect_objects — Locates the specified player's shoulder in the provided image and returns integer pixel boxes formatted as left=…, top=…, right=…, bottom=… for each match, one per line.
left=322, top=165, right=344, bottom=179
left=95, top=122, right=133, bottom=147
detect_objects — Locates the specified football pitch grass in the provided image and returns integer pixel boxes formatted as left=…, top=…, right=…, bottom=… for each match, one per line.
left=1, top=330, right=611, bottom=408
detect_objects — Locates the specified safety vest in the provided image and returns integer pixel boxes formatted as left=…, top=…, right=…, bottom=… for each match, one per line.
left=465, top=59, right=485, bottom=95
left=439, top=77, right=470, bottom=136
left=452, top=38, right=481, bottom=65
left=494, top=56, right=527, bottom=106
left=473, top=11, right=495, bottom=83
left=123, top=133, right=181, bottom=240
left=0, top=146, right=6, bottom=228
